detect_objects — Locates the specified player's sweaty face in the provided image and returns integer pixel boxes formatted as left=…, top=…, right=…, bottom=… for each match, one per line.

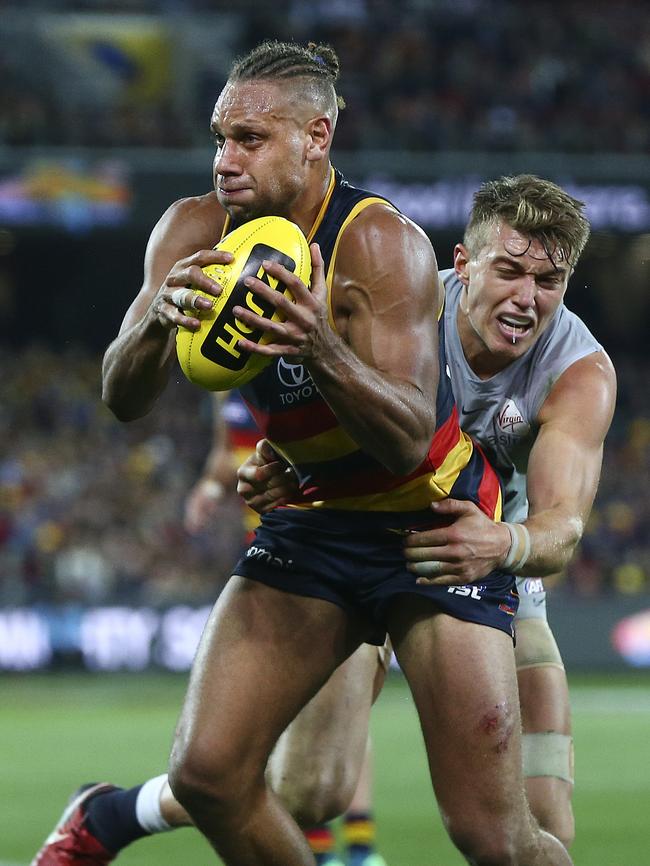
left=461, top=221, right=570, bottom=368
left=211, top=81, right=309, bottom=221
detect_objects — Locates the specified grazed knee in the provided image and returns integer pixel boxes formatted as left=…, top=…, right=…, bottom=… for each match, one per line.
left=444, top=701, right=525, bottom=863
left=476, top=699, right=518, bottom=755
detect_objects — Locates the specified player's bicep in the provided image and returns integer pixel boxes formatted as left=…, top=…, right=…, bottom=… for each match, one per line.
left=527, top=352, right=616, bottom=522
left=338, top=210, right=440, bottom=392
left=526, top=422, right=604, bottom=524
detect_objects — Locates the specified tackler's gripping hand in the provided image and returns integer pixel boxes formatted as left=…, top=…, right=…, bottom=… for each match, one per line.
left=404, top=499, right=512, bottom=585
left=237, top=439, right=299, bottom=513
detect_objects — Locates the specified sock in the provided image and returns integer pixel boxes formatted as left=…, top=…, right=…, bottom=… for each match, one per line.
left=135, top=774, right=173, bottom=834
left=84, top=786, right=150, bottom=854
left=305, top=823, right=337, bottom=863
left=343, top=811, right=376, bottom=858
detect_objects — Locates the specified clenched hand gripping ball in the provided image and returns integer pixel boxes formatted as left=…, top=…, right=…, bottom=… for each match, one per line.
left=176, top=216, right=311, bottom=390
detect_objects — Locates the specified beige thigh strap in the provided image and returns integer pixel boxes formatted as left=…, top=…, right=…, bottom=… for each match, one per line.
left=377, top=636, right=393, bottom=672
left=523, top=732, right=574, bottom=783
left=515, top=617, right=564, bottom=671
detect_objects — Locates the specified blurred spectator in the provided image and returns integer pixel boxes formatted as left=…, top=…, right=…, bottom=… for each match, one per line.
left=0, top=345, right=244, bottom=606
left=564, top=356, right=650, bottom=596
left=0, top=0, right=648, bottom=153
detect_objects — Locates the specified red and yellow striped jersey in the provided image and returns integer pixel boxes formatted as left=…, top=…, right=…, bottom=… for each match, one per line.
left=224, top=168, right=502, bottom=519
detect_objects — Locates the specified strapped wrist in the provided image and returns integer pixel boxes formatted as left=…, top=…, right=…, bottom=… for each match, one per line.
left=502, top=522, right=531, bottom=573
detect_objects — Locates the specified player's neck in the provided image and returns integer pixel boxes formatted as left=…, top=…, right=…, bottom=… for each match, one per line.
left=289, top=163, right=333, bottom=239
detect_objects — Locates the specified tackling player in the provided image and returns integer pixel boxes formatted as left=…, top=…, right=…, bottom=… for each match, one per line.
left=401, top=173, right=616, bottom=845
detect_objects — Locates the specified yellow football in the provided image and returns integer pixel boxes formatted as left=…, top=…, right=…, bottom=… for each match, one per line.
left=176, top=216, right=311, bottom=391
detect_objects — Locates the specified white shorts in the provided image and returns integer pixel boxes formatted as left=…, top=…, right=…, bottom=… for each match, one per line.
left=515, top=576, right=547, bottom=621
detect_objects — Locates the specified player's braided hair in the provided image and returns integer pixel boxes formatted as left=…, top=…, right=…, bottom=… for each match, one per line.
left=465, top=174, right=590, bottom=267
left=229, top=40, right=345, bottom=112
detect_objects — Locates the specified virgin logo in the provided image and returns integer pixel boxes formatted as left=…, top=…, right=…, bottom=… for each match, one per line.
left=496, top=399, right=530, bottom=435
left=277, top=358, right=313, bottom=388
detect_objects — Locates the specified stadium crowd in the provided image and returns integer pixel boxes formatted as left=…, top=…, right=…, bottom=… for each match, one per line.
left=0, top=346, right=241, bottom=608
left=1, top=344, right=648, bottom=607
left=1, top=0, right=649, bottom=153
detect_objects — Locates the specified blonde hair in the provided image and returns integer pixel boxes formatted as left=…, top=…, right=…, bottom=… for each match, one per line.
left=464, top=174, right=590, bottom=267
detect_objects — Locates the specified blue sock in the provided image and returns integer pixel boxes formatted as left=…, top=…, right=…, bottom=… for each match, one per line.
left=84, top=786, right=150, bottom=853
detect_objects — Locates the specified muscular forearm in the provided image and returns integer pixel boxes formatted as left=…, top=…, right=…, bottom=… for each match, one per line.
left=102, top=318, right=176, bottom=421
left=514, top=508, right=584, bottom=577
left=515, top=354, right=616, bottom=577
left=404, top=498, right=586, bottom=587
left=309, top=337, right=436, bottom=475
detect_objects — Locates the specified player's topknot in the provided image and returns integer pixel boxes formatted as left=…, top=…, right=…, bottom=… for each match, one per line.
left=465, top=174, right=591, bottom=267
left=229, top=40, right=345, bottom=114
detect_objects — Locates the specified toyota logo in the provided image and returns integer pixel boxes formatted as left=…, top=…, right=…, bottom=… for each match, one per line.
left=277, top=358, right=313, bottom=388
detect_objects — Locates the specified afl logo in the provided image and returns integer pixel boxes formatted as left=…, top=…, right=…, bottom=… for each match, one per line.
left=277, top=358, right=313, bottom=388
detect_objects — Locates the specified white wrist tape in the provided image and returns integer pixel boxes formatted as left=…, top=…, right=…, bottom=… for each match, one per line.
left=502, top=522, right=531, bottom=572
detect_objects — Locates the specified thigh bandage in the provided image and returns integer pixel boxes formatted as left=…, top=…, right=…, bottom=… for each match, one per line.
left=515, top=617, right=564, bottom=671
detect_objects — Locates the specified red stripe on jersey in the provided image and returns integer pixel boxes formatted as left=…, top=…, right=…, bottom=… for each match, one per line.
left=425, top=405, right=460, bottom=471
left=300, top=465, right=401, bottom=501
left=475, top=442, right=502, bottom=519
left=245, top=399, right=339, bottom=443
left=294, top=406, right=463, bottom=502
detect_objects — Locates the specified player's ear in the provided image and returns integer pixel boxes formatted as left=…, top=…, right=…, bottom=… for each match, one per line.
left=305, top=116, right=332, bottom=161
left=454, top=243, right=470, bottom=286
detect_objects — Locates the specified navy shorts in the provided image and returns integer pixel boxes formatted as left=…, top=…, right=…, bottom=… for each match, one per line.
left=233, top=507, right=518, bottom=645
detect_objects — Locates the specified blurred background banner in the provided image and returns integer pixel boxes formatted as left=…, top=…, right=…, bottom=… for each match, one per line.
left=0, top=157, right=132, bottom=230
left=3, top=156, right=650, bottom=231
left=2, top=596, right=650, bottom=673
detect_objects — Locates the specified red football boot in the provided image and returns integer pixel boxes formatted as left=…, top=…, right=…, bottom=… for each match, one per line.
left=31, top=783, right=118, bottom=865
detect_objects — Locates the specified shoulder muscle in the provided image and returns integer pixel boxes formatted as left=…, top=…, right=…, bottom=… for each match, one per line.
left=332, top=203, right=439, bottom=322
left=119, top=192, right=225, bottom=333
left=144, top=192, right=225, bottom=289
left=537, top=350, right=616, bottom=446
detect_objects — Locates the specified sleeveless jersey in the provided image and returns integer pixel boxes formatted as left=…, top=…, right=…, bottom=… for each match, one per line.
left=223, top=168, right=501, bottom=517
left=442, top=268, right=603, bottom=524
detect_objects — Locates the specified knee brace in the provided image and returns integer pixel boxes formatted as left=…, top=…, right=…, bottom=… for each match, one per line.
left=515, top=617, right=564, bottom=671
left=523, top=732, right=574, bottom=783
